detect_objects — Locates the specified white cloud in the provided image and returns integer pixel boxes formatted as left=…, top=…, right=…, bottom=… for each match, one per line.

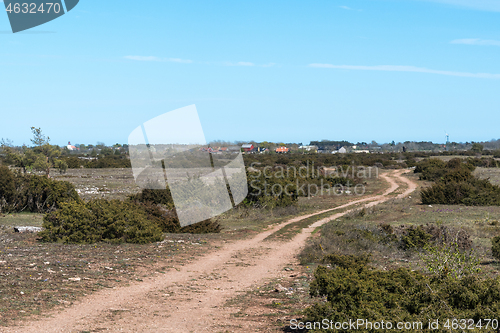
left=124, top=56, right=162, bottom=62
left=223, top=61, right=255, bottom=66
left=308, top=63, right=500, bottom=79
left=236, top=61, right=255, bottom=66
left=124, top=56, right=193, bottom=63
left=261, top=63, right=276, bottom=68
left=124, top=56, right=275, bottom=68
left=339, top=5, right=362, bottom=11
left=419, top=0, right=500, bottom=12
left=451, top=38, right=500, bottom=46
left=167, top=58, right=194, bottom=64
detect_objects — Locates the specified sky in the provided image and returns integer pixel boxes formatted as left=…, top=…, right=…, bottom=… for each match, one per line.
left=0, top=0, right=499, bottom=146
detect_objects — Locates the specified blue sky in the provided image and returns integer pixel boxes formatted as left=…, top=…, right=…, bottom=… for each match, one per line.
left=1, top=0, right=499, bottom=146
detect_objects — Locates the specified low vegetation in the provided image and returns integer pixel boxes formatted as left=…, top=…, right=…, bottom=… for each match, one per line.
left=417, top=158, right=500, bottom=206
left=305, top=254, right=500, bottom=333
left=0, top=165, right=79, bottom=214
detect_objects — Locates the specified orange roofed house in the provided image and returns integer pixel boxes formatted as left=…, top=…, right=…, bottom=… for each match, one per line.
left=275, top=146, right=289, bottom=153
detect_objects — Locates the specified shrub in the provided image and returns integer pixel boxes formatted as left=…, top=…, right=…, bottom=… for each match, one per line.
left=39, top=199, right=163, bottom=244
left=420, top=242, right=481, bottom=279
left=401, top=226, right=431, bottom=250
left=84, top=155, right=131, bottom=168
left=245, top=171, right=299, bottom=208
left=492, top=236, right=500, bottom=260
left=322, top=253, right=370, bottom=273
left=304, top=255, right=500, bottom=332
left=18, top=174, right=80, bottom=213
left=415, top=158, right=475, bottom=182
left=54, top=159, right=68, bottom=174
left=129, top=188, right=174, bottom=209
left=0, top=169, right=80, bottom=213
left=180, top=218, right=221, bottom=234
left=0, top=165, right=16, bottom=212
left=61, top=156, right=82, bottom=169
left=421, top=177, right=500, bottom=206
left=418, top=159, right=500, bottom=206
left=129, top=187, right=221, bottom=234
left=414, top=158, right=446, bottom=181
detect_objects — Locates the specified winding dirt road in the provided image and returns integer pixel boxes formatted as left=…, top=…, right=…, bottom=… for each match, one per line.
left=3, top=169, right=417, bottom=333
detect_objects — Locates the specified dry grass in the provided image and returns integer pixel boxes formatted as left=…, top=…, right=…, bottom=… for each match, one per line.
left=474, top=167, right=500, bottom=186
left=0, top=228, right=225, bottom=326
left=52, top=168, right=141, bottom=201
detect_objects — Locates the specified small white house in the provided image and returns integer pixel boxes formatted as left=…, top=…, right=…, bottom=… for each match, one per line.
left=332, top=147, right=347, bottom=154
left=299, top=145, right=318, bottom=152
left=67, top=142, right=77, bottom=151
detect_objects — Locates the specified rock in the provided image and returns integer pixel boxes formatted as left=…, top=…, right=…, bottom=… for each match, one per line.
left=14, top=226, right=42, bottom=233
left=68, top=277, right=81, bottom=282
left=274, top=284, right=288, bottom=292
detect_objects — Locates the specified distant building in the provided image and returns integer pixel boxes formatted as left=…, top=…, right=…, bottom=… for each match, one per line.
left=67, top=141, right=78, bottom=151
left=299, top=145, right=318, bottom=152
left=241, top=144, right=254, bottom=152
left=317, top=146, right=331, bottom=154
left=275, top=146, right=289, bottom=153
left=332, top=146, right=347, bottom=154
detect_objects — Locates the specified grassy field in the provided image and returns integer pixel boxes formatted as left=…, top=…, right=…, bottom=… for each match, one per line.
left=0, top=213, right=43, bottom=227
left=52, top=168, right=141, bottom=201
left=474, top=167, right=500, bottom=186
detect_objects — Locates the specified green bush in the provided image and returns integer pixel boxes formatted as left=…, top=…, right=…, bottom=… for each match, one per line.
left=304, top=255, right=500, bottom=333
left=421, top=176, right=500, bottom=206
left=414, top=158, right=475, bottom=182
left=246, top=172, right=299, bottom=208
left=60, top=156, right=82, bottom=169
left=322, top=253, right=370, bottom=273
left=414, top=158, right=446, bottom=181
left=39, top=199, right=163, bottom=244
left=84, top=155, right=131, bottom=168
left=0, top=167, right=80, bottom=213
left=417, top=158, right=500, bottom=206
left=129, top=187, right=221, bottom=234
left=401, top=226, right=431, bottom=250
left=0, top=165, right=16, bottom=212
left=19, top=174, right=81, bottom=213
left=420, top=242, right=481, bottom=279
left=492, top=236, right=500, bottom=260
left=129, top=188, right=174, bottom=209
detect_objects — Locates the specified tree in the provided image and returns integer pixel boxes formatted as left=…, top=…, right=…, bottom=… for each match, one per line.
left=1, top=128, right=61, bottom=177
left=471, top=143, right=484, bottom=153
left=54, top=159, right=68, bottom=174
left=1, top=139, right=33, bottom=174
left=30, top=127, right=61, bottom=177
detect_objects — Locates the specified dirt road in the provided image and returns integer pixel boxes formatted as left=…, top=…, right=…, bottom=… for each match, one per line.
left=3, top=169, right=417, bottom=333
